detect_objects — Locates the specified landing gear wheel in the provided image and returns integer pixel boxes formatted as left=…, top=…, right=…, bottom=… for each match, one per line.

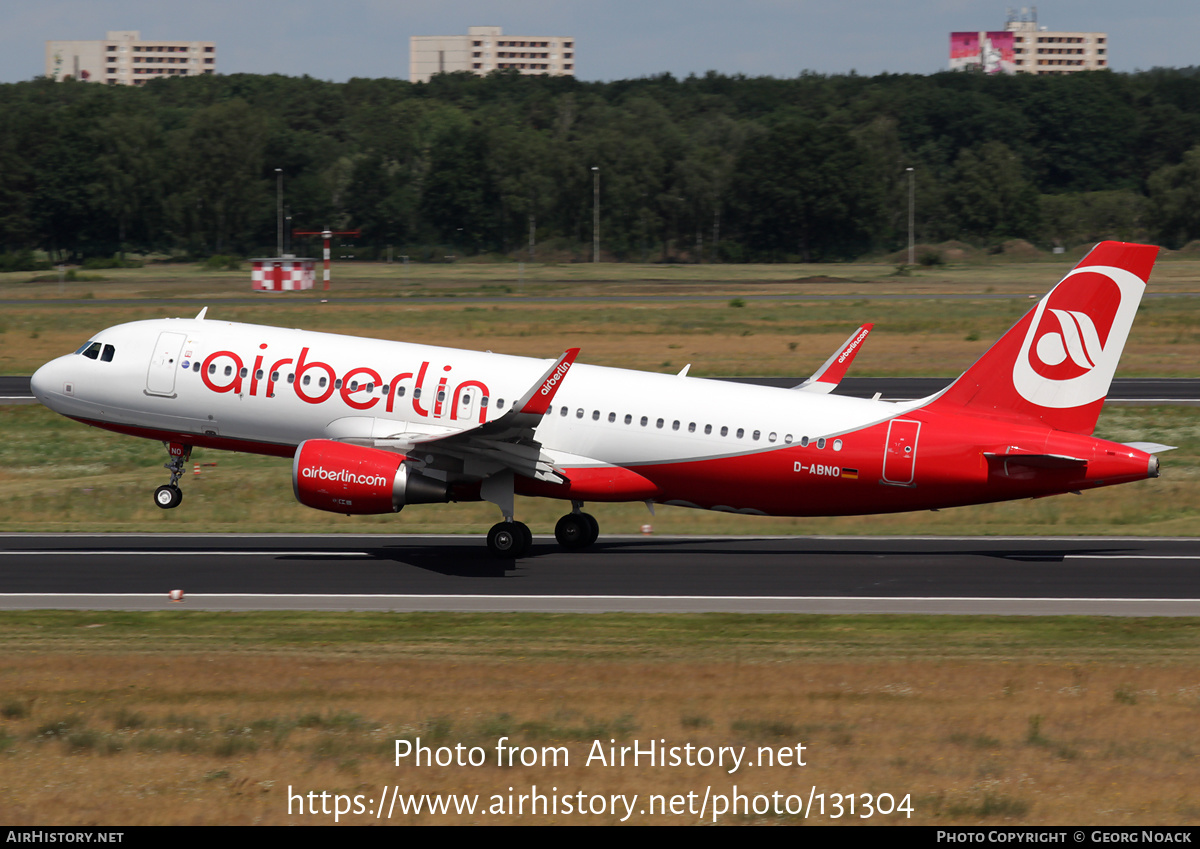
left=154, top=485, right=183, bottom=509
left=487, top=521, right=531, bottom=559
left=581, top=512, right=600, bottom=546
left=555, top=513, right=595, bottom=550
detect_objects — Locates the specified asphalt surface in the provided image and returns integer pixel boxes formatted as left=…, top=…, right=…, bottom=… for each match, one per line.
left=2, top=534, right=1198, bottom=614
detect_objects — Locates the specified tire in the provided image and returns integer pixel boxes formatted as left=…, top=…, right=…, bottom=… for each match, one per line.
left=154, top=485, right=182, bottom=509
left=581, top=512, right=600, bottom=546
left=487, top=521, right=530, bottom=558
left=555, top=513, right=592, bottom=550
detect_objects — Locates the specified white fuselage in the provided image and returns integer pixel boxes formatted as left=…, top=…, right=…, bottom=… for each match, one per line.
left=34, top=317, right=917, bottom=470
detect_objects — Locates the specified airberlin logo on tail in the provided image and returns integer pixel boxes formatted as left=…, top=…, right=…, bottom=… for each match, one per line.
left=1032, top=306, right=1111, bottom=380
left=1012, top=265, right=1144, bottom=409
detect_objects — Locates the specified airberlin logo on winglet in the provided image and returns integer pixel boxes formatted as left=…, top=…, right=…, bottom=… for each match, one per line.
left=1011, top=265, right=1144, bottom=409
left=539, top=360, right=572, bottom=396
left=836, top=327, right=871, bottom=365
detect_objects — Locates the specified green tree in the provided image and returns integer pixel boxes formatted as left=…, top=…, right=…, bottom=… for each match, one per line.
left=89, top=112, right=164, bottom=256
left=943, top=142, right=1040, bottom=242
left=1147, top=145, right=1200, bottom=247
left=167, top=99, right=268, bottom=253
left=729, top=119, right=883, bottom=261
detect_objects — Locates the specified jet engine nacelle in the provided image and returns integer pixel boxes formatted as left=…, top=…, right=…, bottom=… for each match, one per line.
left=292, top=439, right=448, bottom=515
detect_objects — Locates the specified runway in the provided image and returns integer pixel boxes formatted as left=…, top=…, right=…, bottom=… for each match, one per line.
left=2, top=533, right=1198, bottom=615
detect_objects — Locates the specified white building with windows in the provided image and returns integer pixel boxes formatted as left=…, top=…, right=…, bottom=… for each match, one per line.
left=1005, top=17, right=1107, bottom=74
left=45, top=31, right=215, bottom=86
left=410, top=26, right=574, bottom=83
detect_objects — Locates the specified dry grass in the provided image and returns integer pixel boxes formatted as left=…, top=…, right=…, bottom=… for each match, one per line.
left=3, top=257, right=1200, bottom=376
left=2, top=615, right=1199, bottom=825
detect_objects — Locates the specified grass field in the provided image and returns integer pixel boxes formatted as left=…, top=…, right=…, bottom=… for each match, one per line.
left=3, top=258, right=1199, bottom=826
left=4, top=255, right=1200, bottom=378
left=2, top=613, right=1199, bottom=825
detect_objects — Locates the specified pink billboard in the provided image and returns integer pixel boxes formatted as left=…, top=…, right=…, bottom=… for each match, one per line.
left=949, top=31, right=1016, bottom=74
left=949, top=32, right=980, bottom=70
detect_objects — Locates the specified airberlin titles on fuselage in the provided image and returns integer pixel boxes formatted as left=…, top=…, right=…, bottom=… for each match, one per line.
left=198, top=344, right=491, bottom=423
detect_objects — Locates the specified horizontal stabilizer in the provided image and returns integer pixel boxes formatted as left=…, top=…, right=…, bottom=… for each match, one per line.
left=1123, top=442, right=1176, bottom=454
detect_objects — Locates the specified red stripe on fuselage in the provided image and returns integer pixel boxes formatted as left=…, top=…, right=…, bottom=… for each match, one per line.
left=69, top=416, right=297, bottom=458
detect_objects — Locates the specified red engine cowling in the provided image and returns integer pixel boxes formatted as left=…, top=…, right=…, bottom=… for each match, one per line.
left=292, top=439, right=448, bottom=515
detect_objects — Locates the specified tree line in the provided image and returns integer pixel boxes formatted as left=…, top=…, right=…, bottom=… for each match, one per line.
left=2, top=66, right=1200, bottom=264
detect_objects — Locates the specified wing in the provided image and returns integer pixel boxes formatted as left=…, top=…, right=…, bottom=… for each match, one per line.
left=793, top=324, right=873, bottom=393
left=325, top=348, right=581, bottom=485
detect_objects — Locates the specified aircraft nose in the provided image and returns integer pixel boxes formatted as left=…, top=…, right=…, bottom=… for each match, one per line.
left=30, top=361, right=51, bottom=402
left=30, top=358, right=68, bottom=407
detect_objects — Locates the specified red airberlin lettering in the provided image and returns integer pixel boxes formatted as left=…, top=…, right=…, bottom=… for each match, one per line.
left=294, top=347, right=336, bottom=403
left=200, top=351, right=244, bottom=394
left=197, top=345, right=490, bottom=423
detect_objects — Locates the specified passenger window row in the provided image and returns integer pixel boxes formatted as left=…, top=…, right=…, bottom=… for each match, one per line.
left=547, top=404, right=844, bottom=451
left=184, top=364, right=841, bottom=450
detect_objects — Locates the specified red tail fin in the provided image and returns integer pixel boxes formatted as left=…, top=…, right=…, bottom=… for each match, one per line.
left=925, top=241, right=1158, bottom=435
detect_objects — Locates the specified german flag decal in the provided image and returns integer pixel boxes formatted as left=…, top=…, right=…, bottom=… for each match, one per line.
left=842, top=468, right=859, bottom=480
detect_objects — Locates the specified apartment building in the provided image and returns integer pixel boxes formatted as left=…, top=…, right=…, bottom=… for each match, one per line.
left=1006, top=18, right=1107, bottom=74
left=410, top=26, right=574, bottom=83
left=45, top=31, right=215, bottom=86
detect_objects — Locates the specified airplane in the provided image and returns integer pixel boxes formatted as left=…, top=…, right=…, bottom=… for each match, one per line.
left=30, top=241, right=1169, bottom=558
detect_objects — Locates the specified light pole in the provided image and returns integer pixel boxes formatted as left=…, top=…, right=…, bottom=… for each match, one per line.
left=275, top=168, right=283, bottom=257
left=591, top=166, right=599, bottom=263
left=906, top=167, right=914, bottom=267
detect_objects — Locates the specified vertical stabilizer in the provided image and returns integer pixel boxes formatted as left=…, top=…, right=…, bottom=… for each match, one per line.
left=925, top=241, right=1158, bottom=435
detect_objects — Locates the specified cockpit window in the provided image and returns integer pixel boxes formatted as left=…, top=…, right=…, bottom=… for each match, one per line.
left=74, top=341, right=115, bottom=362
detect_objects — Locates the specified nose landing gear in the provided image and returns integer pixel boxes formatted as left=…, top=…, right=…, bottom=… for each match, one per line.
left=154, top=442, right=191, bottom=510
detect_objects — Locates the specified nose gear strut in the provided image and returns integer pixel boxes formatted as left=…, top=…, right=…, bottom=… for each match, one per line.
left=154, top=442, right=191, bottom=509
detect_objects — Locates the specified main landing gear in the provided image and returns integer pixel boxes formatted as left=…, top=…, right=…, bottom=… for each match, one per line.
left=481, top=475, right=600, bottom=559
left=554, top=508, right=599, bottom=551
left=487, top=520, right=533, bottom=558
left=154, top=442, right=191, bottom=510
left=484, top=508, right=599, bottom=559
